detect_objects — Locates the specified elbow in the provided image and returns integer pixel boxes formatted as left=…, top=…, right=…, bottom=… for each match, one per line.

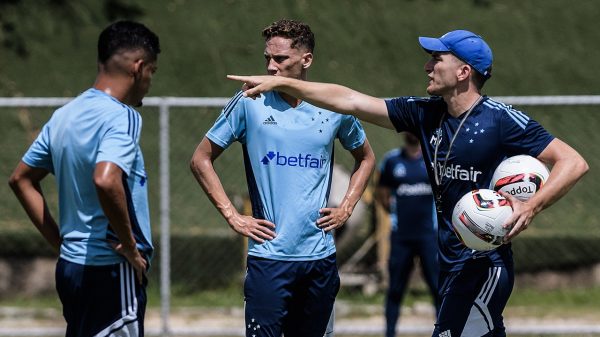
left=367, top=152, right=377, bottom=174
left=578, top=157, right=590, bottom=178
left=189, top=157, right=199, bottom=174
left=93, top=172, right=117, bottom=193
left=190, top=151, right=212, bottom=178
left=8, top=172, right=20, bottom=192
left=190, top=157, right=204, bottom=177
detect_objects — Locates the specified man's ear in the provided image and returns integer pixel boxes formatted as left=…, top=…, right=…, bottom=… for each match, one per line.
left=132, top=58, right=145, bottom=78
left=457, top=64, right=472, bottom=82
left=302, top=52, right=313, bottom=69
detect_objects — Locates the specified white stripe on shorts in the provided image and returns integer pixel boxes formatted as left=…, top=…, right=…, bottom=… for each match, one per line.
left=94, top=262, right=140, bottom=337
left=461, top=267, right=501, bottom=337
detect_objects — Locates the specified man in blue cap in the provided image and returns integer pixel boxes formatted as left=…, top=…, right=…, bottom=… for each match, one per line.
left=228, top=29, right=589, bottom=337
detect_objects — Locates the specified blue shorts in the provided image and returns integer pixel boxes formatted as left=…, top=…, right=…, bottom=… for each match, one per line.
left=244, top=254, right=340, bottom=337
left=56, top=258, right=147, bottom=337
left=433, top=258, right=514, bottom=337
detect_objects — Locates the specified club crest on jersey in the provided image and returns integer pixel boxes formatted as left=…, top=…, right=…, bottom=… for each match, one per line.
left=393, top=163, right=407, bottom=178
left=465, top=121, right=486, bottom=144
left=261, top=151, right=327, bottom=168
left=430, top=128, right=442, bottom=147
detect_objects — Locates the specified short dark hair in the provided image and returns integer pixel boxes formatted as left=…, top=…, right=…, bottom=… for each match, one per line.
left=472, top=65, right=491, bottom=90
left=262, top=19, right=315, bottom=52
left=97, top=20, right=160, bottom=64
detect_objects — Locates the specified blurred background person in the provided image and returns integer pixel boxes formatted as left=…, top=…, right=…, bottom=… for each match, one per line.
left=376, top=132, right=440, bottom=337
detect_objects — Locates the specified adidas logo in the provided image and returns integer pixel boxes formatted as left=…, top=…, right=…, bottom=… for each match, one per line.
left=263, top=115, right=277, bottom=125
left=439, top=330, right=452, bottom=337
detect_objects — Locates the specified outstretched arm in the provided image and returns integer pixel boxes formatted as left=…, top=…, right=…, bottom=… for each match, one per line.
left=9, top=162, right=61, bottom=253
left=227, top=75, right=395, bottom=129
left=190, top=137, right=276, bottom=242
left=502, top=138, right=589, bottom=241
left=317, top=138, right=376, bottom=232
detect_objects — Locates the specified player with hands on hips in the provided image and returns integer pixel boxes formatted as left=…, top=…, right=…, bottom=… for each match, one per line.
left=227, top=29, right=588, bottom=337
left=9, top=20, right=160, bottom=337
left=190, top=19, right=375, bottom=337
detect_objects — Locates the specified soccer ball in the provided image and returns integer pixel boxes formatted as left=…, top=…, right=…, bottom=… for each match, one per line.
left=452, top=189, right=513, bottom=251
left=490, top=155, right=550, bottom=201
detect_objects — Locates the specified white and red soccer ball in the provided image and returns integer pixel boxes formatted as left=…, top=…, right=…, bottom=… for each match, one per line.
left=490, top=155, right=550, bottom=201
left=452, top=189, right=513, bottom=251
left=452, top=155, right=550, bottom=251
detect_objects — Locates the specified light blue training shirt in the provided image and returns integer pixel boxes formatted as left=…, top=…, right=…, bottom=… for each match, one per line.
left=22, top=88, right=153, bottom=266
left=207, top=91, right=366, bottom=261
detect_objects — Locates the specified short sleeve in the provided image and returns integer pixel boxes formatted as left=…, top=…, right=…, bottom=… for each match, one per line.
left=337, top=115, right=366, bottom=151
left=385, top=97, right=420, bottom=133
left=22, top=123, right=54, bottom=173
left=385, top=96, right=445, bottom=134
left=499, top=107, right=554, bottom=157
left=96, top=109, right=139, bottom=175
left=206, top=92, right=247, bottom=149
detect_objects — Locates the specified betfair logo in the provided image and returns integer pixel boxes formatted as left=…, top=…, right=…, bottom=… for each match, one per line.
left=263, top=115, right=277, bottom=125
left=261, top=151, right=326, bottom=168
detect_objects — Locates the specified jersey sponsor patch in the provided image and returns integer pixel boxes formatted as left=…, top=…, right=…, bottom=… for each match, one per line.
left=260, top=151, right=327, bottom=168
left=433, top=161, right=483, bottom=183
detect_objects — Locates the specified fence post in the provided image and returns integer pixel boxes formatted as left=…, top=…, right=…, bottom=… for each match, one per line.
left=159, top=99, right=171, bottom=337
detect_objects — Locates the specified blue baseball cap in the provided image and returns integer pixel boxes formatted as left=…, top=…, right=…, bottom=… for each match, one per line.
left=419, top=30, right=493, bottom=78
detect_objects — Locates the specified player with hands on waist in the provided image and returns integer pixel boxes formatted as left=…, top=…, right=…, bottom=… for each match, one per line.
left=191, top=19, right=375, bottom=337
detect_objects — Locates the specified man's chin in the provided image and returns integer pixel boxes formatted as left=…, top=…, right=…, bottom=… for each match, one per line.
left=426, top=86, right=440, bottom=96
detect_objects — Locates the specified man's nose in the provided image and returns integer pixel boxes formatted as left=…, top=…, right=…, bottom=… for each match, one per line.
left=267, top=59, right=278, bottom=72
left=424, top=59, right=434, bottom=73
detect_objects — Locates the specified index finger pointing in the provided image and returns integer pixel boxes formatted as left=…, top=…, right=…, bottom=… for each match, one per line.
left=227, top=75, right=248, bottom=82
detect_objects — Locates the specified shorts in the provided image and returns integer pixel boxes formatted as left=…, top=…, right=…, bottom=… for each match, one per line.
left=56, top=258, right=147, bottom=337
left=433, top=258, right=514, bottom=337
left=324, top=306, right=335, bottom=337
left=244, top=254, right=340, bottom=337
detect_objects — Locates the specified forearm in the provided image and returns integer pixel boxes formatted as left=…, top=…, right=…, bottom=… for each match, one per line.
left=190, top=155, right=239, bottom=222
left=9, top=163, right=60, bottom=252
left=96, top=182, right=137, bottom=250
left=10, top=180, right=61, bottom=252
left=276, top=77, right=357, bottom=114
left=529, top=155, right=588, bottom=214
left=94, top=162, right=139, bottom=251
left=340, top=142, right=376, bottom=214
left=275, top=77, right=393, bottom=128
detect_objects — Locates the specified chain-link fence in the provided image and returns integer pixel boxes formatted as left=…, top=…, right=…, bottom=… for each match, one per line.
left=0, top=96, right=599, bottom=335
